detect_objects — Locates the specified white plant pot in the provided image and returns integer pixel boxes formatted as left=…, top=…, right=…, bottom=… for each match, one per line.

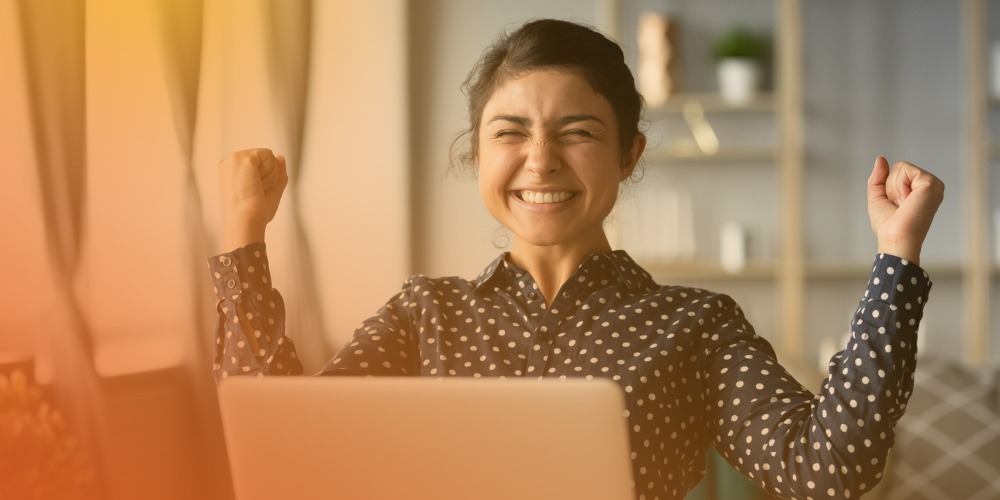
left=717, top=58, right=761, bottom=106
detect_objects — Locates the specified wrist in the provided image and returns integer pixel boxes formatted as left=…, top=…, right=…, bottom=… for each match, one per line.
left=224, top=218, right=266, bottom=251
left=877, top=238, right=920, bottom=265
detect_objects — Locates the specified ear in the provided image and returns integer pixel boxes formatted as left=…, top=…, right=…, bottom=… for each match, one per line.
left=619, top=133, right=646, bottom=181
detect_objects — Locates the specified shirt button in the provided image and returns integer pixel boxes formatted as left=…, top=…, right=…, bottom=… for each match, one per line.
left=528, top=292, right=537, bottom=301
left=222, top=256, right=232, bottom=266
left=227, top=279, right=236, bottom=289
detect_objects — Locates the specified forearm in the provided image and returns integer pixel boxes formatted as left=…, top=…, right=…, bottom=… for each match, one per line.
left=709, top=254, right=932, bottom=498
left=223, top=216, right=266, bottom=252
left=783, top=254, right=929, bottom=495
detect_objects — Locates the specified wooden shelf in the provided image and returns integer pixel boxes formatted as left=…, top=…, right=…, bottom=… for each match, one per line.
left=805, top=261, right=964, bottom=280
left=648, top=92, right=778, bottom=114
left=642, top=259, right=969, bottom=283
left=914, top=262, right=964, bottom=278
left=640, top=260, right=777, bottom=281
left=645, top=146, right=776, bottom=164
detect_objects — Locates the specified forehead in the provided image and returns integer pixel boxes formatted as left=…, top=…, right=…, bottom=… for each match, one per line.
left=481, top=69, right=615, bottom=123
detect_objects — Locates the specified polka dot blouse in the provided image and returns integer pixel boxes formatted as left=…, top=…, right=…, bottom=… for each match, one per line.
left=209, top=242, right=932, bottom=500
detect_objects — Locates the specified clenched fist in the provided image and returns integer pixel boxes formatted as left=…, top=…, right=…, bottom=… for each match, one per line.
left=218, top=148, right=289, bottom=250
left=867, top=156, right=945, bottom=265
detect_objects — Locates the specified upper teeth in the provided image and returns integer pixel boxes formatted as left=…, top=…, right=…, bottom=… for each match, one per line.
left=520, top=191, right=573, bottom=204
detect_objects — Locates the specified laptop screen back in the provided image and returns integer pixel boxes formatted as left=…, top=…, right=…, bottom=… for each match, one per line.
left=217, top=376, right=635, bottom=500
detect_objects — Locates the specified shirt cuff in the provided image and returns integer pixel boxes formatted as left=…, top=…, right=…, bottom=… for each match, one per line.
left=207, top=242, right=273, bottom=301
left=866, top=253, right=932, bottom=306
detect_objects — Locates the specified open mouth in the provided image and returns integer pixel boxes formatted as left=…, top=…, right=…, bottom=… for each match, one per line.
left=514, top=190, right=577, bottom=204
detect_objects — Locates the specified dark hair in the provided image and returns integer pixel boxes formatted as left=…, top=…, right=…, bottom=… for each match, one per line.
left=450, top=18, right=645, bottom=175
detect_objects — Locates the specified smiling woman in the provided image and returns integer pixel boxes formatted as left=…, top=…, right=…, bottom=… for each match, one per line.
left=209, top=18, right=944, bottom=500
left=476, top=69, right=644, bottom=301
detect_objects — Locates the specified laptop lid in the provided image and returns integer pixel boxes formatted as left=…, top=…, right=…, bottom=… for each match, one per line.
left=217, top=376, right=635, bottom=500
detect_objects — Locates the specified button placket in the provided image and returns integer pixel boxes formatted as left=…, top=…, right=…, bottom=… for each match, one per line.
left=530, top=278, right=589, bottom=375
left=524, top=323, right=552, bottom=375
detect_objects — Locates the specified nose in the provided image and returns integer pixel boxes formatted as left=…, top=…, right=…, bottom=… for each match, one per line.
left=524, top=140, right=561, bottom=176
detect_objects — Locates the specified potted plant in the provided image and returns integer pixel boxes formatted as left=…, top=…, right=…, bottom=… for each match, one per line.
left=711, top=26, right=769, bottom=105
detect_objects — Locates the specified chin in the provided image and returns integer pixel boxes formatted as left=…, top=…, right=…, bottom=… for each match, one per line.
left=513, top=231, right=568, bottom=248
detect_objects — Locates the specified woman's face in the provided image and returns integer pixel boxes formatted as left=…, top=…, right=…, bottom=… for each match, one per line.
left=477, top=69, right=643, bottom=254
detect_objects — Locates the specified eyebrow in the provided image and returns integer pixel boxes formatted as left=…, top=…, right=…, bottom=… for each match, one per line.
left=486, top=114, right=606, bottom=127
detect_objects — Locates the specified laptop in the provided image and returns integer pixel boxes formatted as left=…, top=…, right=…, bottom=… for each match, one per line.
left=217, top=376, right=636, bottom=500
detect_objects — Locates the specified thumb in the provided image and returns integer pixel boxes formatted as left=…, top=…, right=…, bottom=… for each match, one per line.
left=274, top=154, right=289, bottom=189
left=867, top=155, right=890, bottom=204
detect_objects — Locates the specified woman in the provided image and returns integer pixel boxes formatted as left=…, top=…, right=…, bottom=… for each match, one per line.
left=209, top=19, right=943, bottom=500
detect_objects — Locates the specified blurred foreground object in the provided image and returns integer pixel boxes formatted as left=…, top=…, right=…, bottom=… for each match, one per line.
left=0, top=360, right=98, bottom=500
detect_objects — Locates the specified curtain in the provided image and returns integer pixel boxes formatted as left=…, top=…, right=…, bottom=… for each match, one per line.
left=157, top=0, right=211, bottom=367
left=264, top=0, right=333, bottom=372
left=194, top=0, right=330, bottom=372
left=15, top=0, right=106, bottom=497
left=4, top=1, right=409, bottom=497
left=155, top=1, right=235, bottom=497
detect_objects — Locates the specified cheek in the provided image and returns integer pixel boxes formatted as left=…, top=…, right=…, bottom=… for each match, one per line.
left=477, top=147, right=515, bottom=189
left=588, top=169, right=626, bottom=206
left=477, top=161, right=506, bottom=206
left=568, top=149, right=624, bottom=190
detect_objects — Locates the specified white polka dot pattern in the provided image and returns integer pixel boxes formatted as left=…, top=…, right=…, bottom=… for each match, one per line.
left=208, top=244, right=302, bottom=379
left=208, top=244, right=932, bottom=500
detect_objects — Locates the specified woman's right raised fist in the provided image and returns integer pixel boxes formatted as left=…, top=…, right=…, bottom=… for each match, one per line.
left=218, top=148, right=289, bottom=250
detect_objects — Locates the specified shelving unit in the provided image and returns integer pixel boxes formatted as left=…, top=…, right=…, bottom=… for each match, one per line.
left=646, top=91, right=778, bottom=113
left=642, top=260, right=777, bottom=280
left=776, top=0, right=804, bottom=360
left=805, top=262, right=965, bottom=281
left=967, top=0, right=995, bottom=367
left=612, top=0, right=805, bottom=362
left=614, top=0, right=996, bottom=367
left=644, top=147, right=776, bottom=164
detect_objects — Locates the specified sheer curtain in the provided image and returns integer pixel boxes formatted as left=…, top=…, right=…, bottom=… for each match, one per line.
left=2, top=1, right=409, bottom=498
left=10, top=1, right=105, bottom=497
left=264, top=0, right=333, bottom=372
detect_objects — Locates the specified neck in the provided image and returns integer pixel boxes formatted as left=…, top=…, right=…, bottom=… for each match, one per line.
left=508, top=233, right=613, bottom=306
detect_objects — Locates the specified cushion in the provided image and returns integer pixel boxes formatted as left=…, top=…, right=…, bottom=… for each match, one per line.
left=879, top=357, right=1000, bottom=500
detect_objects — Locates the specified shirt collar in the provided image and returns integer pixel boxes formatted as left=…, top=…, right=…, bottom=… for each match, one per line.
left=472, top=250, right=657, bottom=293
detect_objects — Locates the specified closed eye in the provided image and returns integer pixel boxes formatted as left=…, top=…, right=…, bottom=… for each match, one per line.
left=493, top=129, right=525, bottom=138
left=560, top=129, right=598, bottom=142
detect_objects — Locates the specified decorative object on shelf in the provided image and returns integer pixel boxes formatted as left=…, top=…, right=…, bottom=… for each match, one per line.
left=0, top=357, right=98, bottom=500
left=665, top=101, right=721, bottom=159
left=719, top=221, right=748, bottom=273
left=636, top=12, right=678, bottom=107
left=711, top=25, right=769, bottom=106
